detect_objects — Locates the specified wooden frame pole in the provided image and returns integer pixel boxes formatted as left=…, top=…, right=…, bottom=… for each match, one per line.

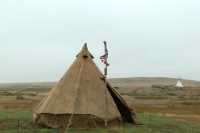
left=103, top=41, right=109, bottom=127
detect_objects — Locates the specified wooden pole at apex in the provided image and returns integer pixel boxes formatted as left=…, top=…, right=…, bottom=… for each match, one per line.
left=102, top=41, right=109, bottom=127
left=103, top=41, right=109, bottom=77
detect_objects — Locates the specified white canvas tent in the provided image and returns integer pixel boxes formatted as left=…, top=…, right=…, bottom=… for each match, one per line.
left=176, top=79, right=184, bottom=88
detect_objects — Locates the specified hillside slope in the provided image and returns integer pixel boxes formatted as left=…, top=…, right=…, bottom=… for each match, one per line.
left=109, top=77, right=200, bottom=88
left=0, top=77, right=200, bottom=90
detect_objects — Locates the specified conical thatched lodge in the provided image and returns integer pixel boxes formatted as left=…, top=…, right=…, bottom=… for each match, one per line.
left=33, top=44, right=136, bottom=129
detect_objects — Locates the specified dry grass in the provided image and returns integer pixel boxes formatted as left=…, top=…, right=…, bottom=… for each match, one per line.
left=0, top=78, right=200, bottom=132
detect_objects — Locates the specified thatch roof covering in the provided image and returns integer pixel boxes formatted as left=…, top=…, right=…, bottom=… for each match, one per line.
left=33, top=44, right=135, bottom=128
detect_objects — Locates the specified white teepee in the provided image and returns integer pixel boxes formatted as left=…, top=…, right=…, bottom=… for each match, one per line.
left=176, top=79, right=184, bottom=88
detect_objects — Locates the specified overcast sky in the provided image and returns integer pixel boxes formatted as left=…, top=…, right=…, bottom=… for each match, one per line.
left=0, top=0, right=200, bottom=82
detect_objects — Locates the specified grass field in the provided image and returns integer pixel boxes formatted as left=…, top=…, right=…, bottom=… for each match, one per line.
left=0, top=110, right=200, bottom=133
left=0, top=78, right=200, bottom=132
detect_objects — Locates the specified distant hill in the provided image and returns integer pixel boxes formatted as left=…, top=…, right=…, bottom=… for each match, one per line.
left=0, top=77, right=200, bottom=90
left=109, top=77, right=200, bottom=88
left=0, top=82, right=55, bottom=91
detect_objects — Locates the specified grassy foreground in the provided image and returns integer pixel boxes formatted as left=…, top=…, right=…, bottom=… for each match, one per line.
left=0, top=110, right=200, bottom=133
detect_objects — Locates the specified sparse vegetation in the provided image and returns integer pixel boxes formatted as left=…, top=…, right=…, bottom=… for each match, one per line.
left=0, top=78, right=200, bottom=132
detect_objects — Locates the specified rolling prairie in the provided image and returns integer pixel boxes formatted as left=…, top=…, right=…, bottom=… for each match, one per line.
left=0, top=77, right=200, bottom=132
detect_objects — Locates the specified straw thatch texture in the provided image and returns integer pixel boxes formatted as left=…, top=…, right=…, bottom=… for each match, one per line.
left=33, top=44, right=135, bottom=128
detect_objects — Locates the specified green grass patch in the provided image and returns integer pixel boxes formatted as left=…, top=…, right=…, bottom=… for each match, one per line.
left=0, top=110, right=200, bottom=133
left=0, top=110, right=32, bottom=120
